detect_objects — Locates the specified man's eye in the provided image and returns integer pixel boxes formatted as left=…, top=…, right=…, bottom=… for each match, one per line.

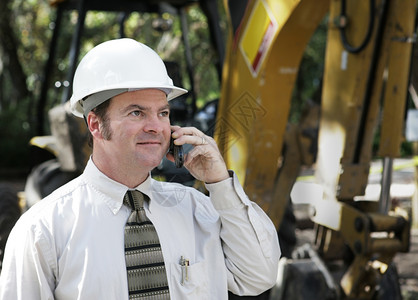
left=130, top=111, right=142, bottom=117
left=160, top=111, right=169, bottom=117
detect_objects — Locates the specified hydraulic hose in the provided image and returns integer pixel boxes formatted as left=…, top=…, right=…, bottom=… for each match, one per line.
left=339, top=0, right=375, bottom=54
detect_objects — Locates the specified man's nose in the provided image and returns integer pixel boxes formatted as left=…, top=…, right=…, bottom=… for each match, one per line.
left=143, top=115, right=165, bottom=133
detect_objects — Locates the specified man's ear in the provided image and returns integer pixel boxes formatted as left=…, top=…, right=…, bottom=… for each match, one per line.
left=86, top=112, right=102, bottom=140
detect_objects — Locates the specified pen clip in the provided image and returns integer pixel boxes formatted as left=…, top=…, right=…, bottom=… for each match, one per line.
left=180, top=256, right=189, bottom=285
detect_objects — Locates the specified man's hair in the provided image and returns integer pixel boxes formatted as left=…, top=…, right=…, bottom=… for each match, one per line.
left=87, top=98, right=112, bottom=147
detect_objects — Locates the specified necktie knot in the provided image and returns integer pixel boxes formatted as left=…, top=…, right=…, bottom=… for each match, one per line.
left=124, top=190, right=147, bottom=211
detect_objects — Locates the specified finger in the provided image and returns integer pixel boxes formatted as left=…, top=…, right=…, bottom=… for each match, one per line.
left=183, top=147, right=201, bottom=166
left=172, top=126, right=203, bottom=138
left=171, top=127, right=210, bottom=146
left=178, top=134, right=211, bottom=147
left=170, top=125, right=181, bottom=133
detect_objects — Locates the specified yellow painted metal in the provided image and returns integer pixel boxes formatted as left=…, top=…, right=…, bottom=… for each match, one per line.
left=316, top=0, right=417, bottom=202
left=312, top=198, right=410, bottom=297
left=217, top=0, right=414, bottom=296
left=268, top=125, right=302, bottom=228
left=340, top=255, right=378, bottom=298
left=269, top=102, right=320, bottom=228
left=215, top=0, right=329, bottom=216
left=378, top=0, right=416, bottom=157
left=315, top=0, right=384, bottom=201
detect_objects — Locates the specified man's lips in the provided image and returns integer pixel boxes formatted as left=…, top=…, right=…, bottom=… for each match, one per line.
left=137, top=141, right=162, bottom=145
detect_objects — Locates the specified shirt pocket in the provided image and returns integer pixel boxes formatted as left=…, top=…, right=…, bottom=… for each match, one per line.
left=169, top=260, right=209, bottom=299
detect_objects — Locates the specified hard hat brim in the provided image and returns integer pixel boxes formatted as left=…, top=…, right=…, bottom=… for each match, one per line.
left=71, top=85, right=188, bottom=118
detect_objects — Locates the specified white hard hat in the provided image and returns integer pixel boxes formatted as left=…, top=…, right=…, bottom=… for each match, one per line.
left=69, top=38, right=188, bottom=118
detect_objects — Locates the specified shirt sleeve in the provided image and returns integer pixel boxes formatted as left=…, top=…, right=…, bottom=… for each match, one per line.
left=0, top=214, right=56, bottom=300
left=205, top=171, right=280, bottom=296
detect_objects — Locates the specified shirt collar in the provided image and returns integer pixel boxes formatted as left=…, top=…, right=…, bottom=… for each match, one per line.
left=83, top=158, right=152, bottom=214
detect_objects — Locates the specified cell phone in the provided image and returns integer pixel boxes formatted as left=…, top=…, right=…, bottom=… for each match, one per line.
left=169, top=136, right=184, bottom=168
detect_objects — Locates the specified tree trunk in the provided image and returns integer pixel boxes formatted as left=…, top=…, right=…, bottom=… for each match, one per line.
left=0, top=0, right=30, bottom=104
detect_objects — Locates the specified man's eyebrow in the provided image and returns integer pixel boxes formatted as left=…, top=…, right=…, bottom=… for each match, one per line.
left=121, top=104, right=170, bottom=113
left=121, top=104, right=145, bottom=114
left=160, top=104, right=171, bottom=111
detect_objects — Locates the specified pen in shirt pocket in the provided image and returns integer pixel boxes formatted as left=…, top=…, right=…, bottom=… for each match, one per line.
left=179, top=256, right=189, bottom=285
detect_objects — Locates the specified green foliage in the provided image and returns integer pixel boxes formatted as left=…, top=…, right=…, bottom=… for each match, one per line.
left=12, top=0, right=52, bottom=93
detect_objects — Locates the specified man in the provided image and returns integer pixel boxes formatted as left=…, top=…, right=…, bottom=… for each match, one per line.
left=0, top=38, right=280, bottom=299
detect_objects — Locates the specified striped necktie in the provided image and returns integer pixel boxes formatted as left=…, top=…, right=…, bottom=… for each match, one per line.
left=123, top=190, right=170, bottom=299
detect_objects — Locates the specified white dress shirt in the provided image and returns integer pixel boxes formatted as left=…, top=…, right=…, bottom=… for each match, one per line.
left=0, top=158, right=280, bottom=299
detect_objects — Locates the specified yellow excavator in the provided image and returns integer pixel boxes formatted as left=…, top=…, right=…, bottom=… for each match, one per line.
left=218, top=0, right=416, bottom=299
left=1, top=0, right=416, bottom=299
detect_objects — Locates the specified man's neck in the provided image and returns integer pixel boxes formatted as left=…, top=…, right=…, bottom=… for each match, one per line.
left=91, top=155, right=149, bottom=189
